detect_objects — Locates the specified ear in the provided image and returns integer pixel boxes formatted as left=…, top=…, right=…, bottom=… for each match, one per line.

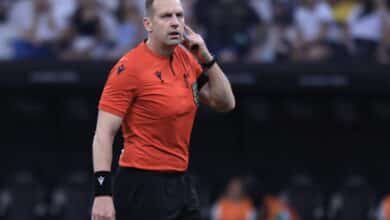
left=143, top=17, right=152, bottom=33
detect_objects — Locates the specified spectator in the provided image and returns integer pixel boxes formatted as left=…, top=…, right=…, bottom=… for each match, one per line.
left=247, top=19, right=280, bottom=63
left=328, top=175, right=377, bottom=220
left=378, top=0, right=390, bottom=63
left=249, top=0, right=273, bottom=24
left=60, top=0, right=114, bottom=60
left=272, top=0, right=297, bottom=62
left=107, top=0, right=144, bottom=59
left=281, top=174, right=324, bottom=220
left=248, top=0, right=296, bottom=63
left=0, top=1, right=17, bottom=59
left=96, top=0, right=119, bottom=13
left=211, top=177, right=256, bottom=220
left=326, top=0, right=357, bottom=61
left=347, top=0, right=384, bottom=62
left=293, top=0, right=334, bottom=61
left=195, top=0, right=260, bottom=62
left=246, top=0, right=275, bottom=63
left=1, top=0, right=390, bottom=62
left=10, top=0, right=64, bottom=59
left=378, top=194, right=390, bottom=220
left=51, top=0, right=77, bottom=29
left=261, top=194, right=299, bottom=220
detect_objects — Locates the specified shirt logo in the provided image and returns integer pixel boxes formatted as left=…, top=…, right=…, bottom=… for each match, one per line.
left=155, top=71, right=164, bottom=83
left=117, top=64, right=125, bottom=75
left=97, top=176, right=105, bottom=186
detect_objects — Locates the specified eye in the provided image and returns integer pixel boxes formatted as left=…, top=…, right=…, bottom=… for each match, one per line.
left=161, top=13, right=171, bottom=18
left=177, top=13, right=184, bottom=18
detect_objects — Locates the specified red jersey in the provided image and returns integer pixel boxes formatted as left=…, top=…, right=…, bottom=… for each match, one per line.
left=99, top=41, right=203, bottom=172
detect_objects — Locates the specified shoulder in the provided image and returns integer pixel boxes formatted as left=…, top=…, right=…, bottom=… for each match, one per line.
left=107, top=52, right=141, bottom=83
left=114, top=43, right=146, bottom=73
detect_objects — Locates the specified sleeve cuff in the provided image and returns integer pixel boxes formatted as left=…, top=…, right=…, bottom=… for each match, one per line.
left=98, top=103, right=126, bottom=118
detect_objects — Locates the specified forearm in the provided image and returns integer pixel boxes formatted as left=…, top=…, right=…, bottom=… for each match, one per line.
left=92, top=132, right=115, bottom=172
left=205, top=63, right=235, bottom=111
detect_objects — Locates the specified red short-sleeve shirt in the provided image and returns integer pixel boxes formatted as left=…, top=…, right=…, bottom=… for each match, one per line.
left=99, top=41, right=203, bottom=172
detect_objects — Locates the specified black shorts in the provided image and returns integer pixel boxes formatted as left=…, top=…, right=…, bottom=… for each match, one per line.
left=113, top=167, right=202, bottom=220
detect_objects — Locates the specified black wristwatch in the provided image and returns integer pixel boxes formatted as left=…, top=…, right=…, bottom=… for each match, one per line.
left=201, top=57, right=217, bottom=69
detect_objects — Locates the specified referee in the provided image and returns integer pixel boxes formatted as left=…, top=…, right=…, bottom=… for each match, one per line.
left=91, top=0, right=235, bottom=219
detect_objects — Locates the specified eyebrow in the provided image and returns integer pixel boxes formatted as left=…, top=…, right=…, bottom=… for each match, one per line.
left=159, top=11, right=184, bottom=17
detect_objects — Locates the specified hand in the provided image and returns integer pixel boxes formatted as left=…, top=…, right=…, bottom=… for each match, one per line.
left=183, top=25, right=213, bottom=64
left=91, top=196, right=116, bottom=220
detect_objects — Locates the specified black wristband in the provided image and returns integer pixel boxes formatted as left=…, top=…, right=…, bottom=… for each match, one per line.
left=201, top=57, right=217, bottom=69
left=94, top=171, right=112, bottom=197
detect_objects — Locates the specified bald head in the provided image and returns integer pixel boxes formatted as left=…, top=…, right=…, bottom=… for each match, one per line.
left=145, top=0, right=182, bottom=16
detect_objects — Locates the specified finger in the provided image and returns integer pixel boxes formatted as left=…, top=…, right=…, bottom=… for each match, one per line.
left=190, top=43, right=199, bottom=51
left=184, top=25, right=195, bottom=34
left=108, top=212, right=115, bottom=220
left=183, top=32, right=189, bottom=40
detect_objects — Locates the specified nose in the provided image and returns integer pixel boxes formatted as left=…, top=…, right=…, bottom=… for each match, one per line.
left=170, top=15, right=179, bottom=29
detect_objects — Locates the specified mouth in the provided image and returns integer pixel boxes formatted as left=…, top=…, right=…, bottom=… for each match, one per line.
left=168, top=31, right=181, bottom=38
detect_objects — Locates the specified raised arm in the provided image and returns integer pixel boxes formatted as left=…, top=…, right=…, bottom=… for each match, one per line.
left=184, top=25, right=235, bottom=112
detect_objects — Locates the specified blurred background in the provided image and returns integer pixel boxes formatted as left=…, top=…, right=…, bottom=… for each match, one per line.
left=1, top=0, right=390, bottom=219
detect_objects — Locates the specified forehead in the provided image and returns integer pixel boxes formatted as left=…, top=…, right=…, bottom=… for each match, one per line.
left=153, top=0, right=183, bottom=14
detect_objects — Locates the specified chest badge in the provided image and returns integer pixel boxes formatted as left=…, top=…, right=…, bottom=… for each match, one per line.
left=192, top=82, right=199, bottom=106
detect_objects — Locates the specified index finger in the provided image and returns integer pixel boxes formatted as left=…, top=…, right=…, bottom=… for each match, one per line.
left=184, top=25, right=195, bottom=34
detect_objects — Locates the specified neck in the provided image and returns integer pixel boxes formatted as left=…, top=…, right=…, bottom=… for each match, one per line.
left=146, top=38, right=175, bottom=57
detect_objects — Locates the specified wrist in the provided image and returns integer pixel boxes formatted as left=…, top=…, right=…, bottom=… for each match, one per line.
left=201, top=56, right=217, bottom=70
left=94, top=171, right=112, bottom=197
left=198, top=47, right=213, bottom=64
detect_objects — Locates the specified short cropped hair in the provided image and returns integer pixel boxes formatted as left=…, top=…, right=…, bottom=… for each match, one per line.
left=145, top=0, right=182, bottom=16
left=145, top=0, right=154, bottom=16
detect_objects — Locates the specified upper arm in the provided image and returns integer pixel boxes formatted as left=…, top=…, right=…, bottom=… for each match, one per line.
left=96, top=58, right=138, bottom=136
left=99, top=58, right=139, bottom=117
left=199, top=82, right=211, bottom=105
left=95, top=110, right=123, bottom=137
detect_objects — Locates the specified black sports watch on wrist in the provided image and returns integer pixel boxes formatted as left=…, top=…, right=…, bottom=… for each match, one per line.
left=201, top=56, right=217, bottom=69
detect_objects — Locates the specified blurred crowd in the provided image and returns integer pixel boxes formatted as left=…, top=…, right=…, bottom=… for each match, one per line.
left=210, top=174, right=389, bottom=220
left=2, top=170, right=390, bottom=220
left=0, top=0, right=390, bottom=63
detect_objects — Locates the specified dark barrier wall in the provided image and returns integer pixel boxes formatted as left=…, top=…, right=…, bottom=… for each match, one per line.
left=1, top=61, right=390, bottom=193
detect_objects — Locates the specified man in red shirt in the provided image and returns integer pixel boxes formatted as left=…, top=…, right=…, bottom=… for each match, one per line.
left=91, top=0, right=235, bottom=219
